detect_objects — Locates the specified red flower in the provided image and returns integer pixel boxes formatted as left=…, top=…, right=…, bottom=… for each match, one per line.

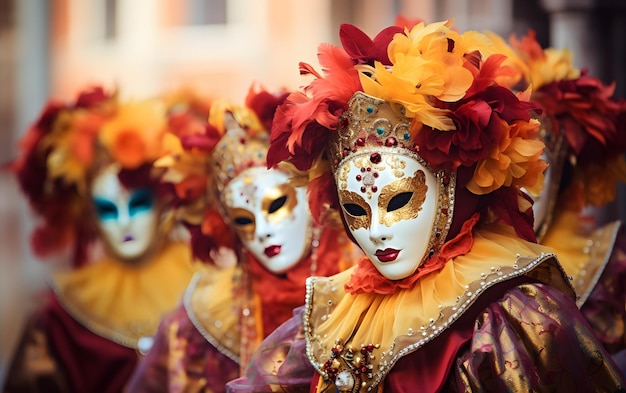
left=339, top=23, right=403, bottom=66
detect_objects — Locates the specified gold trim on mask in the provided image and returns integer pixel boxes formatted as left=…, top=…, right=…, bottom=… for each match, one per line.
left=261, top=184, right=298, bottom=224
left=335, top=147, right=456, bottom=269
left=227, top=207, right=255, bottom=241
left=338, top=189, right=372, bottom=231
left=379, top=169, right=427, bottom=227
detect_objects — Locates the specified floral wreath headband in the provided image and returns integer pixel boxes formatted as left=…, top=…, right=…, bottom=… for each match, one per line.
left=268, top=18, right=546, bottom=243
left=11, top=86, right=174, bottom=267
left=502, top=30, right=626, bottom=210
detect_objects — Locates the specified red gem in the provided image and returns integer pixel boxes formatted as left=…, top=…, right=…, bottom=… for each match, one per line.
left=385, top=137, right=397, bottom=147
left=373, top=172, right=378, bottom=178
left=367, top=344, right=374, bottom=351
left=360, top=186, right=366, bottom=193
left=366, top=167, right=372, bottom=172
left=370, top=152, right=381, bottom=164
left=371, top=186, right=378, bottom=192
left=356, top=137, right=366, bottom=146
left=441, top=208, right=448, bottom=215
left=443, top=176, right=450, bottom=185
left=361, top=167, right=366, bottom=172
left=361, top=366, right=368, bottom=373
left=356, top=175, right=362, bottom=181
left=361, top=347, right=367, bottom=355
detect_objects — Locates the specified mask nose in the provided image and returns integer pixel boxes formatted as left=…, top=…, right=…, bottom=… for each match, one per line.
left=369, top=219, right=392, bottom=244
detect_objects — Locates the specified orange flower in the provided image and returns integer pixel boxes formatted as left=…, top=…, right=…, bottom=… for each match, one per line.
left=468, top=118, right=546, bottom=194
left=44, top=109, right=105, bottom=193
left=579, top=155, right=626, bottom=206
left=99, top=100, right=167, bottom=169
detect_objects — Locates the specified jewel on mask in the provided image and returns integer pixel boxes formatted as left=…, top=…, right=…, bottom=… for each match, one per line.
left=370, top=152, right=381, bottom=164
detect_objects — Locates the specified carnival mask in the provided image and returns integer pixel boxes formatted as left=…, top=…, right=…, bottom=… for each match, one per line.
left=91, top=167, right=160, bottom=261
left=222, top=167, right=312, bottom=273
left=337, top=151, right=444, bottom=280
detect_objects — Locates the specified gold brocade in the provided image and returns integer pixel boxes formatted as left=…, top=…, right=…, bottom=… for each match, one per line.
left=304, top=224, right=573, bottom=392
left=51, top=241, right=198, bottom=350
left=451, top=282, right=625, bottom=392
left=185, top=265, right=243, bottom=363
left=541, top=209, right=620, bottom=306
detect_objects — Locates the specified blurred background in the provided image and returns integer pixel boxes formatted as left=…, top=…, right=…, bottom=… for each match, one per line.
left=1, top=0, right=625, bottom=385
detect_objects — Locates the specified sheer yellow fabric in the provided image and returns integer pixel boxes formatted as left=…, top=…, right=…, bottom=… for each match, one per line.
left=305, top=224, right=571, bottom=391
left=186, top=265, right=242, bottom=362
left=51, top=241, right=197, bottom=349
left=542, top=208, right=620, bottom=305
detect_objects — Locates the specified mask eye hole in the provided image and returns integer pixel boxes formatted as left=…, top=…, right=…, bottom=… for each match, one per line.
left=268, top=196, right=287, bottom=214
left=94, top=199, right=118, bottom=220
left=343, top=203, right=368, bottom=217
left=387, top=192, right=413, bottom=212
left=129, top=189, right=154, bottom=215
left=234, top=217, right=254, bottom=226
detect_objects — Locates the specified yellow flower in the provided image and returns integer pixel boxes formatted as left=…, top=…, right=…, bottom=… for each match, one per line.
left=530, top=48, right=580, bottom=89
left=44, top=109, right=104, bottom=194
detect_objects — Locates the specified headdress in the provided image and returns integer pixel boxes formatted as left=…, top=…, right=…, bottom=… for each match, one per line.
left=506, top=30, right=626, bottom=214
left=156, top=84, right=289, bottom=262
left=10, top=86, right=174, bottom=267
left=268, top=19, right=546, bottom=250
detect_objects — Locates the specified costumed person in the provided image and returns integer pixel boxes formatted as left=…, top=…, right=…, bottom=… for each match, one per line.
left=3, top=86, right=198, bottom=393
left=126, top=85, right=358, bottom=393
left=500, top=30, right=626, bottom=373
left=226, top=20, right=625, bottom=392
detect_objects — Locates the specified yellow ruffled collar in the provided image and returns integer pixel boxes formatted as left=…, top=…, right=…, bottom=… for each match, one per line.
left=184, top=265, right=243, bottom=363
left=51, top=241, right=197, bottom=350
left=541, top=209, right=620, bottom=306
left=304, top=224, right=572, bottom=392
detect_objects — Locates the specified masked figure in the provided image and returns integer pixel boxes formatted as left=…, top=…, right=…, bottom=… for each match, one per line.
left=3, top=88, right=197, bottom=393
left=503, top=31, right=626, bottom=374
left=126, top=86, right=357, bottom=393
left=226, top=20, right=624, bottom=392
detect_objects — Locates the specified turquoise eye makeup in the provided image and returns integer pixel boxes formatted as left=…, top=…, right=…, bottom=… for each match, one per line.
left=128, top=189, right=154, bottom=217
left=94, top=198, right=119, bottom=221
left=93, top=189, right=154, bottom=221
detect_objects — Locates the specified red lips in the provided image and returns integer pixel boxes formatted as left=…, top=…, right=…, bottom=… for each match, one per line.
left=264, top=245, right=282, bottom=258
left=375, top=248, right=400, bottom=262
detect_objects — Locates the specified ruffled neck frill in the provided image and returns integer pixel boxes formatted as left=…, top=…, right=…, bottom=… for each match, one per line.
left=50, top=241, right=197, bottom=351
left=304, top=223, right=574, bottom=392
left=185, top=225, right=357, bottom=366
left=541, top=208, right=621, bottom=306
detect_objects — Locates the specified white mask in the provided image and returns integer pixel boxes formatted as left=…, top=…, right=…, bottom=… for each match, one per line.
left=91, top=168, right=159, bottom=261
left=222, top=167, right=311, bottom=273
left=337, top=151, right=447, bottom=280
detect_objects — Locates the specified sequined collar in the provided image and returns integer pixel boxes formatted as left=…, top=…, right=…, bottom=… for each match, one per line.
left=303, top=224, right=573, bottom=392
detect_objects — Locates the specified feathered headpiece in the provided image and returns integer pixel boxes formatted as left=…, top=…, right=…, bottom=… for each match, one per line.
left=505, top=30, right=626, bottom=212
left=10, top=86, right=174, bottom=267
left=268, top=19, right=546, bottom=243
left=156, top=84, right=289, bottom=262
